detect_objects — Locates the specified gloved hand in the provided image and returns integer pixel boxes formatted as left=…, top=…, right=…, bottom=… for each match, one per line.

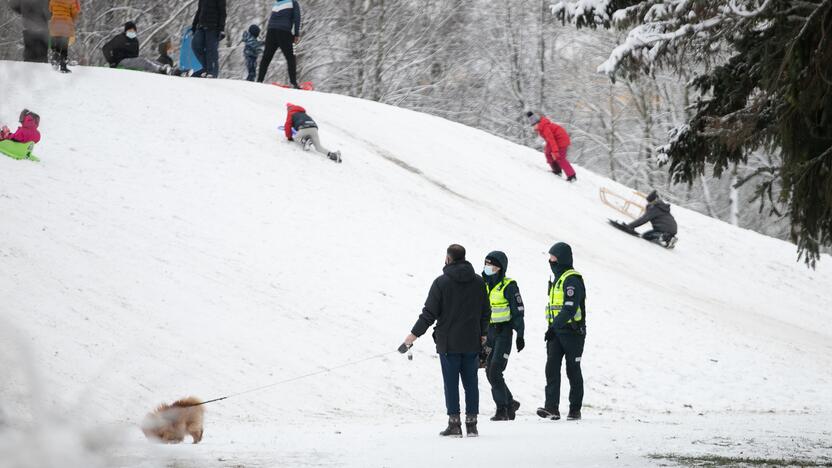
left=516, top=336, right=525, bottom=352
left=544, top=327, right=556, bottom=342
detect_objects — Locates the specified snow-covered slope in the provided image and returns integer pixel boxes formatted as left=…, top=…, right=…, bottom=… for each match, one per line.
left=1, top=61, right=831, bottom=468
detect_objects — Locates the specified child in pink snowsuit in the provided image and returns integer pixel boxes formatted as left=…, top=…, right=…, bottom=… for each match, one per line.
left=527, top=111, right=576, bottom=182
left=0, top=110, right=41, bottom=144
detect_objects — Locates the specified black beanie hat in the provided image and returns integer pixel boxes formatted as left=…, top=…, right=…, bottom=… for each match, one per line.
left=249, top=24, right=261, bottom=37
left=526, top=111, right=541, bottom=126
left=646, top=190, right=658, bottom=203
left=485, top=251, right=508, bottom=271
left=125, top=21, right=137, bottom=32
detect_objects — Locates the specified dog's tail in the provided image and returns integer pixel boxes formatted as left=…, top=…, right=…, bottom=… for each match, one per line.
left=172, top=396, right=203, bottom=408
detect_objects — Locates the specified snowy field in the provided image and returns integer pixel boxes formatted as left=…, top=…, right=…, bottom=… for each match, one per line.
left=1, top=61, right=831, bottom=467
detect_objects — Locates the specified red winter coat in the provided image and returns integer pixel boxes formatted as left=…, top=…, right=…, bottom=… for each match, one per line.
left=9, top=115, right=41, bottom=144
left=536, top=116, right=570, bottom=159
left=284, top=103, right=305, bottom=140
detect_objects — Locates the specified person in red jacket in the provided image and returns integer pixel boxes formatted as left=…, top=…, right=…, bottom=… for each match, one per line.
left=0, top=109, right=41, bottom=144
left=527, top=111, right=576, bottom=182
left=284, top=103, right=341, bottom=162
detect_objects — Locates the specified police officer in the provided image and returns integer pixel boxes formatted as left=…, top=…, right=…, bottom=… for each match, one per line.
left=482, top=251, right=525, bottom=421
left=537, top=242, right=586, bottom=421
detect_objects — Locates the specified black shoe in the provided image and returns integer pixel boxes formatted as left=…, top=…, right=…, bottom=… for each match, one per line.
left=567, top=410, right=581, bottom=420
left=327, top=151, right=342, bottom=163
left=566, top=175, right=577, bottom=182
left=508, top=400, right=520, bottom=420
left=465, top=414, right=478, bottom=437
left=439, top=415, right=462, bottom=438
left=536, top=407, right=560, bottom=420
left=489, top=408, right=509, bottom=421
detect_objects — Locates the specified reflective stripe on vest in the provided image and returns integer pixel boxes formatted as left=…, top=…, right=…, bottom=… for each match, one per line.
left=487, top=277, right=515, bottom=324
left=546, top=269, right=582, bottom=325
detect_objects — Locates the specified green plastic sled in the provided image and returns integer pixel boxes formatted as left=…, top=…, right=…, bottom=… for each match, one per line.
left=0, top=140, right=39, bottom=162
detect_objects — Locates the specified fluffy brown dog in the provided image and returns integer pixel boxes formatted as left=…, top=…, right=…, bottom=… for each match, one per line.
left=141, top=396, right=204, bottom=444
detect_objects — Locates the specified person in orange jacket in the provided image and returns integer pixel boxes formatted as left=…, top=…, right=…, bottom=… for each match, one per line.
left=48, top=0, right=79, bottom=73
left=527, top=111, right=577, bottom=182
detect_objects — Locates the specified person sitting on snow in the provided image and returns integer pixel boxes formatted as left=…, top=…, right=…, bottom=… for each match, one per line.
left=0, top=109, right=41, bottom=144
left=627, top=190, right=678, bottom=248
left=284, top=103, right=341, bottom=162
left=102, top=22, right=191, bottom=76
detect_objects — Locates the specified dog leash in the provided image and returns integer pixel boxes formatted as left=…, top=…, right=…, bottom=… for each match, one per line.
left=190, top=349, right=403, bottom=407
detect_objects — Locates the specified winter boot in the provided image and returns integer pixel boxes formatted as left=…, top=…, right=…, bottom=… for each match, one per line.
left=489, top=408, right=509, bottom=421
left=549, top=163, right=562, bottom=176
left=439, top=414, right=462, bottom=438
left=300, top=136, right=313, bottom=151
left=465, top=414, right=478, bottom=437
left=567, top=410, right=581, bottom=421
left=508, top=400, right=521, bottom=420
left=665, top=235, right=678, bottom=249
left=566, top=174, right=577, bottom=182
left=536, top=407, right=560, bottom=420
left=327, top=150, right=342, bottom=163
left=59, top=62, right=71, bottom=73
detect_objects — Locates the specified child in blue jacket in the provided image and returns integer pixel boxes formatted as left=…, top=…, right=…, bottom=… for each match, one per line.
left=242, top=24, right=264, bottom=81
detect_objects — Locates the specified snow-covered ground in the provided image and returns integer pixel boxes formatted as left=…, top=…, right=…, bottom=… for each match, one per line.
left=1, top=61, right=831, bottom=468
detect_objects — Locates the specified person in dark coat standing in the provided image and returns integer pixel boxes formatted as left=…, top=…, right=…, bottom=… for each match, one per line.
left=191, top=0, right=226, bottom=78
left=538, top=242, right=587, bottom=421
left=481, top=251, right=525, bottom=421
left=628, top=190, right=678, bottom=248
left=10, top=0, right=49, bottom=62
left=403, top=244, right=491, bottom=438
left=257, top=0, right=301, bottom=86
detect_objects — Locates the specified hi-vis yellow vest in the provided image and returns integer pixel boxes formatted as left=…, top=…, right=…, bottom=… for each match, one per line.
left=487, top=277, right=515, bottom=324
left=546, top=269, right=583, bottom=325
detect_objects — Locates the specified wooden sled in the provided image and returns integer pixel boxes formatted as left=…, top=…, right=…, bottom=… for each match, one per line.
left=599, top=187, right=646, bottom=219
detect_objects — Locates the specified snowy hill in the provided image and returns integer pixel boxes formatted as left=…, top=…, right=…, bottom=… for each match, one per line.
left=1, top=61, right=831, bottom=468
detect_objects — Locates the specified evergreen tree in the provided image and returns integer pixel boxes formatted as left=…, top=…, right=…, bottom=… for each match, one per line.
left=555, top=0, right=832, bottom=264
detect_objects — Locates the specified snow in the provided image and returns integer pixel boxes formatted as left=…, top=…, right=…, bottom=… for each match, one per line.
left=1, top=61, right=831, bottom=467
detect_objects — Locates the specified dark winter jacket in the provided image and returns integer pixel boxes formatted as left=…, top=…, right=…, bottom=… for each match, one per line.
left=548, top=242, right=587, bottom=333
left=242, top=30, right=264, bottom=58
left=10, top=0, right=49, bottom=35
left=628, top=200, right=678, bottom=235
left=267, top=0, right=301, bottom=35
left=102, top=32, right=139, bottom=67
left=411, top=260, right=491, bottom=354
left=484, top=251, right=525, bottom=340
left=192, top=0, right=226, bottom=32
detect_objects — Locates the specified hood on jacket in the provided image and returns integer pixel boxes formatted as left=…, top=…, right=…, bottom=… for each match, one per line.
left=21, top=115, right=38, bottom=130
left=548, top=242, right=573, bottom=268
left=286, top=103, right=306, bottom=114
left=443, top=260, right=476, bottom=283
left=653, top=201, right=672, bottom=213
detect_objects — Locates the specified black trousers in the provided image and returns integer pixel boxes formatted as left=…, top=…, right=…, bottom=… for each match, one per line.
left=544, top=331, right=585, bottom=412
left=643, top=230, right=675, bottom=242
left=50, top=36, right=69, bottom=65
left=257, top=29, right=297, bottom=84
left=23, top=30, right=49, bottom=62
left=486, top=324, right=514, bottom=410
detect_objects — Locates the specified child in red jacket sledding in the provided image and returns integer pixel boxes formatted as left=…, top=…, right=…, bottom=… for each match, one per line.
left=0, top=109, right=41, bottom=144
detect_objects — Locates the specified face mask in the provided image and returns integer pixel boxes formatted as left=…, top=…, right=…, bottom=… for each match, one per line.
left=483, top=265, right=497, bottom=276
left=549, top=260, right=558, bottom=274
left=126, top=31, right=137, bottom=39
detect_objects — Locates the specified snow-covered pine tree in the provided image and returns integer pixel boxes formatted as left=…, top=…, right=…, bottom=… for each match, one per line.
left=553, top=0, right=832, bottom=264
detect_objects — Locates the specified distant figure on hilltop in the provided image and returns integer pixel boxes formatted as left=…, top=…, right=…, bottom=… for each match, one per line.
left=257, top=0, right=301, bottom=87
left=190, top=0, right=226, bottom=78
left=526, top=111, right=577, bottom=182
left=47, top=0, right=79, bottom=73
left=242, top=25, right=264, bottom=82
left=10, top=0, right=49, bottom=62
left=157, top=39, right=175, bottom=67
left=103, top=23, right=192, bottom=77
